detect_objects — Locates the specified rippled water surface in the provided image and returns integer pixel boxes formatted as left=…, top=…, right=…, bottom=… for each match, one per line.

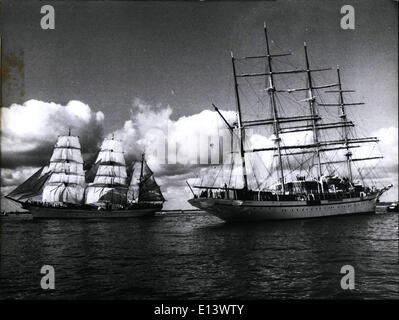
left=0, top=210, right=398, bottom=299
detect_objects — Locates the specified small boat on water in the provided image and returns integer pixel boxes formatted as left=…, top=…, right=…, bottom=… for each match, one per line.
left=6, top=132, right=165, bottom=219
left=387, top=202, right=398, bottom=212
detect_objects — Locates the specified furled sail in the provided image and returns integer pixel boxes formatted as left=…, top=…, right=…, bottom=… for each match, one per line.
left=128, top=157, right=165, bottom=202
left=42, top=135, right=85, bottom=204
left=7, top=166, right=51, bottom=201
left=85, top=138, right=128, bottom=205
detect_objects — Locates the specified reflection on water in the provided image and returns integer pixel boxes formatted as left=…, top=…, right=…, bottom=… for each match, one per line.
left=0, top=211, right=398, bottom=299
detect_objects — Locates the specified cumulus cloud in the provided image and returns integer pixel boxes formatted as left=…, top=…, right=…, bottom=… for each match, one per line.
left=365, top=126, right=397, bottom=173
left=0, top=167, right=41, bottom=197
left=352, top=126, right=398, bottom=201
left=1, top=99, right=104, bottom=168
left=113, top=98, right=237, bottom=169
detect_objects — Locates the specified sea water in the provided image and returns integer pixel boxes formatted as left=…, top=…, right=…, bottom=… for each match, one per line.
left=0, top=209, right=397, bottom=299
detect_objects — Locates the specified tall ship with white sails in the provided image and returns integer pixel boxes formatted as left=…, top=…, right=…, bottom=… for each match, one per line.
left=7, top=131, right=165, bottom=219
left=188, top=24, right=392, bottom=222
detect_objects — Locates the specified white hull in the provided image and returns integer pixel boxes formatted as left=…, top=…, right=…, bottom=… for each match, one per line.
left=29, top=205, right=158, bottom=219
left=188, top=195, right=378, bottom=222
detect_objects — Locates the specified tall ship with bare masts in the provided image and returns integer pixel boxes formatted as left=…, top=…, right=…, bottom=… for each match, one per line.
left=188, top=24, right=392, bottom=222
left=6, top=131, right=165, bottom=219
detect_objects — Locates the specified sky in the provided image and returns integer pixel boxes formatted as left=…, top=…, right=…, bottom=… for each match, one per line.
left=1, top=0, right=398, bottom=208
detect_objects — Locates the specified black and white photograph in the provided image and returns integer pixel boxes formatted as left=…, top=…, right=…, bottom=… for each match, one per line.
left=0, top=0, right=398, bottom=306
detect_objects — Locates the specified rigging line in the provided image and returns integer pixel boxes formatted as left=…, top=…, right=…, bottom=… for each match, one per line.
left=256, top=148, right=273, bottom=178
left=328, top=149, right=341, bottom=174
left=278, top=153, right=314, bottom=178
left=272, top=61, right=308, bottom=108
left=356, top=146, right=381, bottom=184
left=245, top=148, right=270, bottom=184
left=307, top=49, right=333, bottom=86
left=363, top=165, right=377, bottom=187
left=242, top=70, right=269, bottom=111
left=268, top=152, right=277, bottom=187
left=199, top=175, right=204, bottom=187
left=277, top=91, right=308, bottom=112
left=250, top=157, right=262, bottom=190
left=273, top=42, right=301, bottom=71
left=286, top=153, right=294, bottom=179
left=309, top=154, right=317, bottom=179
left=330, top=162, right=345, bottom=176
left=228, top=148, right=235, bottom=187
left=236, top=62, right=265, bottom=114
left=371, top=162, right=389, bottom=185
left=281, top=152, right=314, bottom=180
left=353, top=161, right=366, bottom=185
left=273, top=59, right=308, bottom=101
left=241, top=138, right=255, bottom=186
left=238, top=81, right=261, bottom=117
left=252, top=150, right=272, bottom=188
left=273, top=92, right=287, bottom=118
left=283, top=148, right=308, bottom=172
left=237, top=84, right=263, bottom=119
left=354, top=163, right=374, bottom=184
left=299, top=147, right=306, bottom=175
left=209, top=163, right=224, bottom=188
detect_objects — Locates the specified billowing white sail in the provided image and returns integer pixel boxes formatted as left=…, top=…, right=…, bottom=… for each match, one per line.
left=99, top=139, right=123, bottom=153
left=42, top=135, right=86, bottom=204
left=48, top=173, right=85, bottom=185
left=95, top=165, right=127, bottom=178
left=94, top=176, right=126, bottom=185
left=85, top=138, right=128, bottom=205
left=95, top=139, right=125, bottom=165
left=96, top=151, right=125, bottom=165
left=50, top=148, right=83, bottom=164
left=56, top=135, right=81, bottom=149
left=48, top=162, right=84, bottom=175
left=42, top=184, right=85, bottom=204
left=85, top=186, right=127, bottom=205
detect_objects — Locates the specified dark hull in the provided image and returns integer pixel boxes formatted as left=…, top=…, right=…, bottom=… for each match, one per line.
left=28, top=204, right=160, bottom=219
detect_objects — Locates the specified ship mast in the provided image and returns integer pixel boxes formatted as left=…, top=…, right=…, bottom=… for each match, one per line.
left=264, top=24, right=285, bottom=192
left=138, top=153, right=145, bottom=201
left=303, top=42, right=322, bottom=179
left=231, top=51, right=248, bottom=191
left=337, top=67, right=353, bottom=183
